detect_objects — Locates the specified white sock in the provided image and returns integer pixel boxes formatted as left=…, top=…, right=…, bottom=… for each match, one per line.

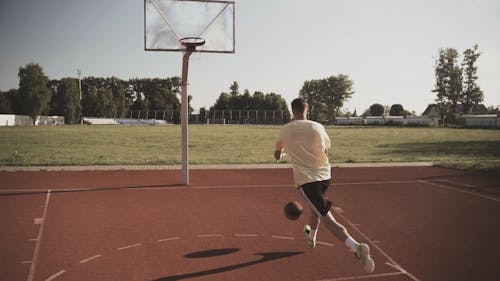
left=345, top=236, right=359, bottom=253
left=309, top=228, right=318, bottom=241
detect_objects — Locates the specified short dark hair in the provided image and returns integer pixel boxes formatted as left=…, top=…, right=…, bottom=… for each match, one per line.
left=291, top=98, right=308, bottom=113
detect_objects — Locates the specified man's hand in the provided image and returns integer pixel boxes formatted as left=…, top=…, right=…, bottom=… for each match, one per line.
left=274, top=150, right=282, bottom=161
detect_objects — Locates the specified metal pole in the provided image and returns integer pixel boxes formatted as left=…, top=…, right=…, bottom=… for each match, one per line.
left=77, top=69, right=82, bottom=125
left=181, top=49, right=193, bottom=185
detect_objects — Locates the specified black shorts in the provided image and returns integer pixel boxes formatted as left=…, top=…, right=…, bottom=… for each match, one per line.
left=299, top=179, right=332, bottom=217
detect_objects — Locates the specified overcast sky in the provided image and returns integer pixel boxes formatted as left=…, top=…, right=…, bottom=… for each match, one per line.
left=1, top=0, right=499, bottom=114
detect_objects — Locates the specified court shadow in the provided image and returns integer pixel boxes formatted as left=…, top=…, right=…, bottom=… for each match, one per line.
left=184, top=248, right=240, bottom=258
left=151, top=251, right=303, bottom=281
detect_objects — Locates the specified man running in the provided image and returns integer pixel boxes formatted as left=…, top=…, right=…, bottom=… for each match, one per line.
left=274, top=97, right=375, bottom=273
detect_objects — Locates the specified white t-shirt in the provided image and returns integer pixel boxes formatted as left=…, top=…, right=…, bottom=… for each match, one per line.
left=275, top=119, right=331, bottom=186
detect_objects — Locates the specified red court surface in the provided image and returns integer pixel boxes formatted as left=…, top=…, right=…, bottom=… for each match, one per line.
left=1, top=166, right=499, bottom=281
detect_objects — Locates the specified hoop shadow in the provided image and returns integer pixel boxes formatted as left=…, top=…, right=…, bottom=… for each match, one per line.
left=152, top=251, right=303, bottom=281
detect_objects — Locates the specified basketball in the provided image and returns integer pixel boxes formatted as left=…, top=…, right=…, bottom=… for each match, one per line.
left=284, top=201, right=303, bottom=220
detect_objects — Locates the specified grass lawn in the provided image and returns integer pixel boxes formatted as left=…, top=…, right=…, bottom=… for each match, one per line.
left=1, top=125, right=499, bottom=172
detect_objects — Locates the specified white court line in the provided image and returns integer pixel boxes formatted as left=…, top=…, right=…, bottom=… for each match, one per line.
left=117, top=243, right=141, bottom=251
left=271, top=235, right=295, bottom=240
left=335, top=211, right=421, bottom=281
left=319, top=271, right=406, bottom=281
left=0, top=179, right=428, bottom=194
left=79, top=254, right=102, bottom=264
left=234, top=233, right=258, bottom=237
left=198, top=234, right=222, bottom=238
left=433, top=179, right=476, bottom=188
left=316, top=241, right=334, bottom=247
left=422, top=180, right=500, bottom=203
left=26, top=190, right=51, bottom=281
left=189, top=184, right=293, bottom=190
left=157, top=237, right=180, bottom=242
left=44, top=270, right=65, bottom=281
left=334, top=180, right=423, bottom=186
left=21, top=261, right=32, bottom=264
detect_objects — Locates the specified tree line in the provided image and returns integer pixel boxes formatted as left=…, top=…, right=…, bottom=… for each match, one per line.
left=0, top=63, right=185, bottom=124
left=1, top=45, right=496, bottom=125
left=205, top=81, right=292, bottom=123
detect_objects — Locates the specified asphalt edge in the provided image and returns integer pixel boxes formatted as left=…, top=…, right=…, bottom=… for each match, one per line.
left=0, top=162, right=435, bottom=172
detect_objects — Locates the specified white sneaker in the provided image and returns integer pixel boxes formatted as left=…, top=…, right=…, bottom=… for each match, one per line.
left=303, top=225, right=316, bottom=248
left=355, top=243, right=375, bottom=273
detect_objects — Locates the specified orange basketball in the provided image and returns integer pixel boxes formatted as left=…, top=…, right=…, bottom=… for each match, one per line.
left=284, top=201, right=303, bottom=220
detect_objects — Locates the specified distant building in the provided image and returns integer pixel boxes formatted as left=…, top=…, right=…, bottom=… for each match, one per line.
left=422, top=104, right=488, bottom=125
left=422, top=104, right=488, bottom=117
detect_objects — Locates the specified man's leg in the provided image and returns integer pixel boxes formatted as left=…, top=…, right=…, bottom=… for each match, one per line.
left=304, top=208, right=321, bottom=248
left=322, top=211, right=375, bottom=273
left=321, top=211, right=348, bottom=241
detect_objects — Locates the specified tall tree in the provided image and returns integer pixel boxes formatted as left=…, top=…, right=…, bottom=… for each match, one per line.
left=18, top=63, right=51, bottom=124
left=299, top=74, right=354, bottom=123
left=50, top=78, right=81, bottom=124
left=432, top=48, right=463, bottom=124
left=461, top=44, right=483, bottom=114
left=108, top=77, right=130, bottom=118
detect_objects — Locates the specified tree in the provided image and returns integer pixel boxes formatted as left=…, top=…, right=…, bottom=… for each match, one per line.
left=432, top=48, right=463, bottom=125
left=461, top=44, right=483, bottom=114
left=0, top=90, right=14, bottom=114
left=81, top=86, right=115, bottom=117
left=229, top=81, right=239, bottom=96
left=109, top=77, right=130, bottom=118
left=389, top=104, right=405, bottom=116
left=18, top=63, right=51, bottom=124
left=130, top=96, right=150, bottom=112
left=50, top=78, right=81, bottom=124
left=131, top=78, right=179, bottom=115
left=198, top=107, right=208, bottom=122
left=299, top=74, right=354, bottom=123
left=486, top=105, right=500, bottom=114
left=369, top=103, right=385, bottom=116
left=209, top=82, right=291, bottom=123
left=213, top=92, right=231, bottom=110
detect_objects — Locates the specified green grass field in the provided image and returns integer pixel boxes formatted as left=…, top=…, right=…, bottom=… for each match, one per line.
left=1, top=125, right=499, bottom=173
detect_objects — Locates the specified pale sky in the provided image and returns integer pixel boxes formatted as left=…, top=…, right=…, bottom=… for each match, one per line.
left=1, top=0, right=499, bottom=114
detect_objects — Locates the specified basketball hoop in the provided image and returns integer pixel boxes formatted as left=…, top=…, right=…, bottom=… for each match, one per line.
left=144, top=0, right=235, bottom=185
left=180, top=37, right=206, bottom=51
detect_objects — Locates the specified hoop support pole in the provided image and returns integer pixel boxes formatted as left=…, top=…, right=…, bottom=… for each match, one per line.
left=181, top=49, right=193, bottom=185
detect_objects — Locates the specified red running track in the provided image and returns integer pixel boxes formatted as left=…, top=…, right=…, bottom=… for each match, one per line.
left=0, top=166, right=499, bottom=281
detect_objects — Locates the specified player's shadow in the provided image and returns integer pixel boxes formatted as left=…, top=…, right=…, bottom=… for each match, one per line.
left=151, top=251, right=303, bottom=281
left=184, top=248, right=241, bottom=258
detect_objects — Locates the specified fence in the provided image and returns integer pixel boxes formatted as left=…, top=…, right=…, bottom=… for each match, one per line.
left=334, top=116, right=437, bottom=126
left=463, top=115, right=500, bottom=128
left=209, top=110, right=289, bottom=125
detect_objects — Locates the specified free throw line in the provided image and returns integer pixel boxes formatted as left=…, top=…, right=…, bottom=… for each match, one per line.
left=27, top=190, right=51, bottom=281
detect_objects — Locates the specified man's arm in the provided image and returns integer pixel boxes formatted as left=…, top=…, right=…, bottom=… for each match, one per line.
left=274, top=138, right=284, bottom=161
